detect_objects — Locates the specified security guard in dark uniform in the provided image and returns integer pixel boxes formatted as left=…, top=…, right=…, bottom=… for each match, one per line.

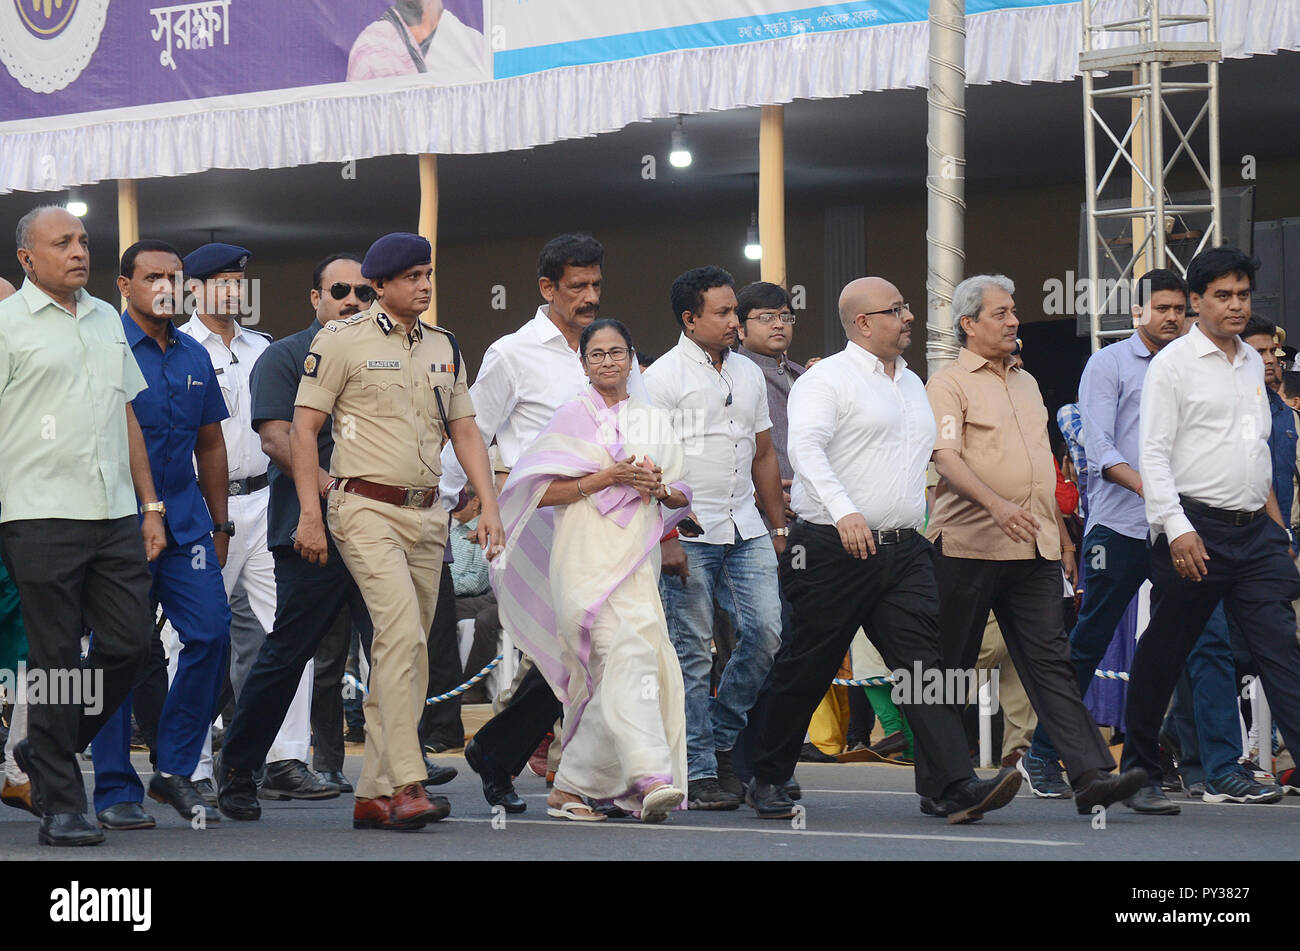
left=218, top=233, right=503, bottom=831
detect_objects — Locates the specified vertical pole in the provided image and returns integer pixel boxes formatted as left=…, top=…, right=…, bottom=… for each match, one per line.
left=1083, top=0, right=1102, bottom=352
left=418, top=153, right=438, bottom=325
left=117, top=180, right=139, bottom=309
left=1207, top=0, right=1222, bottom=249
left=1131, top=68, right=1148, bottom=283
left=758, top=105, right=786, bottom=287
left=925, top=0, right=966, bottom=377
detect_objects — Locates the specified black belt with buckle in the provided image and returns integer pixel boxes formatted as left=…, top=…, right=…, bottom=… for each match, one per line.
left=1179, top=495, right=1265, bottom=527
left=228, top=474, right=270, bottom=496
left=873, top=528, right=916, bottom=545
left=794, top=519, right=916, bottom=545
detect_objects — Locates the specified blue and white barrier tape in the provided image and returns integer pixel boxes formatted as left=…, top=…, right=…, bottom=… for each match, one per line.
left=343, top=654, right=504, bottom=705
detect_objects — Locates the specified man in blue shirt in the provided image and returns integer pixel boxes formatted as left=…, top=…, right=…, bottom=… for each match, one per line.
left=1242, top=316, right=1297, bottom=535
left=89, top=240, right=233, bottom=830
left=1018, top=269, right=1262, bottom=810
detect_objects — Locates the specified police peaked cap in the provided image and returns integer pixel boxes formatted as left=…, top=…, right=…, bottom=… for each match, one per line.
left=183, top=243, right=251, bottom=281
left=362, top=233, right=431, bottom=281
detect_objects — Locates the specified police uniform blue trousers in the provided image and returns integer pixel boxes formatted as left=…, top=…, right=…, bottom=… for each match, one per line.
left=91, top=535, right=230, bottom=812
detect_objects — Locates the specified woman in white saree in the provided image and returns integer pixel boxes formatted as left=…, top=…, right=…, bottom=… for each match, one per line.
left=492, top=320, right=695, bottom=822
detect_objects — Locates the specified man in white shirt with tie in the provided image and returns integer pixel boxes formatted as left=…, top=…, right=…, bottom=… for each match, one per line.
left=442, top=233, right=649, bottom=814
left=179, top=244, right=325, bottom=801
left=743, top=277, right=1021, bottom=822
left=644, top=266, right=788, bottom=810
left=1122, top=246, right=1300, bottom=801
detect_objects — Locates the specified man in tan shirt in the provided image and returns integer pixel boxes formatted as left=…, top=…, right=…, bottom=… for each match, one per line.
left=287, top=233, right=501, bottom=831
left=927, top=273, right=1144, bottom=814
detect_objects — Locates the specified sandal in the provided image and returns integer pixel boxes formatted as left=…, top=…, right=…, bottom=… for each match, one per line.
left=640, top=784, right=685, bottom=823
left=546, top=800, right=607, bottom=822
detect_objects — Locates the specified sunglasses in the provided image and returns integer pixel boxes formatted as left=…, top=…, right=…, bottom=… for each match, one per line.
left=327, top=282, right=376, bottom=303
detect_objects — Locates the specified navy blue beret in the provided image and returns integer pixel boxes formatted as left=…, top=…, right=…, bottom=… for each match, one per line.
left=183, top=243, right=251, bottom=281
left=362, top=233, right=431, bottom=281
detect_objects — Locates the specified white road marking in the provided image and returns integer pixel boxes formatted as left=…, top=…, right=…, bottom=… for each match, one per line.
left=446, top=816, right=1077, bottom=847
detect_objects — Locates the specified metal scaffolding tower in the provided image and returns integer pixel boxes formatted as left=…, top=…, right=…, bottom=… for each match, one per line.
left=1081, top=0, right=1223, bottom=351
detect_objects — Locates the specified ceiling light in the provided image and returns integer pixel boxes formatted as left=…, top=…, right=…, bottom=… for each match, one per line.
left=669, top=117, right=692, bottom=169
left=66, top=191, right=87, bottom=217
left=744, top=212, right=762, bottom=261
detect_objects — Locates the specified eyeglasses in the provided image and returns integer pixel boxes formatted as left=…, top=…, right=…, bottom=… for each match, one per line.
left=861, top=302, right=911, bottom=319
left=747, top=311, right=797, bottom=325
left=584, top=347, right=630, bottom=365
left=328, top=282, right=376, bottom=303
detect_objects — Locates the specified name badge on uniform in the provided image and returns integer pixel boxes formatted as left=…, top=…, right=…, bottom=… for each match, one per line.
left=367, top=360, right=401, bottom=370
left=214, top=367, right=225, bottom=376
left=430, top=363, right=456, bottom=374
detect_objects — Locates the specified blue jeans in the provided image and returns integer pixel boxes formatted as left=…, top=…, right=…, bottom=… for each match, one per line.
left=1029, top=525, right=1239, bottom=780
left=659, top=533, right=783, bottom=781
left=1161, top=602, right=1240, bottom=783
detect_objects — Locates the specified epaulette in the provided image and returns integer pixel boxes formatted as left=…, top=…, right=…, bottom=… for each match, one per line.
left=322, top=312, right=371, bottom=333
left=244, top=327, right=273, bottom=342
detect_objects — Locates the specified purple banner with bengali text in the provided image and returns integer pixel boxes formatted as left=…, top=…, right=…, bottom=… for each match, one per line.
left=0, top=0, right=489, bottom=123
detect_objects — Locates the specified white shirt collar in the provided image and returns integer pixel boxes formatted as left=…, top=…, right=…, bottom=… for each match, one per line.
left=530, top=306, right=577, bottom=352
left=677, top=332, right=729, bottom=368
left=845, top=339, right=907, bottom=377
left=1189, top=321, right=1247, bottom=366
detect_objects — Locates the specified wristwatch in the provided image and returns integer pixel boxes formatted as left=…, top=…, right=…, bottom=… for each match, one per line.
left=770, top=527, right=789, bottom=538
left=213, top=521, right=236, bottom=537
left=141, top=501, right=166, bottom=517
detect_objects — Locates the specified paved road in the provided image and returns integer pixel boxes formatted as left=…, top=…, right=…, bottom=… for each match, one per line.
left=1, top=752, right=1295, bottom=861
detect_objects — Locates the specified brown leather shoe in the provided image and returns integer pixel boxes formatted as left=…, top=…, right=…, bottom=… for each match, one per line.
left=1, top=779, right=40, bottom=818
left=386, top=782, right=449, bottom=829
left=353, top=796, right=391, bottom=830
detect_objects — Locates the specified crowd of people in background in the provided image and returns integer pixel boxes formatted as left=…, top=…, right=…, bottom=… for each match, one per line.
left=0, top=202, right=1297, bottom=846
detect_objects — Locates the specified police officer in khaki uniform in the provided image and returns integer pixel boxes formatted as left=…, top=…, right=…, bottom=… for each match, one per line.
left=288, top=233, right=502, bottom=831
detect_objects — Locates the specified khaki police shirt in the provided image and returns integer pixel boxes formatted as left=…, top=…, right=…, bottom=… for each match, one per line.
left=294, top=306, right=474, bottom=487
left=925, top=347, right=1061, bottom=561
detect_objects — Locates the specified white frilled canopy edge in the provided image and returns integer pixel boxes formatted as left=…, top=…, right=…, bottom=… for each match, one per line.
left=0, top=0, right=1296, bottom=195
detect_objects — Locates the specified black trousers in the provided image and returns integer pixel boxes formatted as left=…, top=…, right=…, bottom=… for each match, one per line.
left=472, top=665, right=562, bottom=778
left=0, top=517, right=152, bottom=815
left=310, top=605, right=362, bottom=773
left=419, top=564, right=465, bottom=749
left=223, top=544, right=371, bottom=773
left=748, top=523, right=970, bottom=798
left=1122, top=514, right=1300, bottom=781
left=935, top=542, right=1112, bottom=781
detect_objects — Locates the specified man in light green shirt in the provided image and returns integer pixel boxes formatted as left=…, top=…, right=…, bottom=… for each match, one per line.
left=0, top=205, right=165, bottom=847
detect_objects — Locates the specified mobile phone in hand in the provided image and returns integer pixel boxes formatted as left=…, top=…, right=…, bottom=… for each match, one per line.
left=677, top=516, right=704, bottom=537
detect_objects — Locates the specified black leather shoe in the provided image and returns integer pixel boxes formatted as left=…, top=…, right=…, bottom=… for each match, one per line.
left=783, top=778, right=802, bottom=801
left=215, top=757, right=261, bottom=821
left=464, top=739, right=525, bottom=813
left=423, top=756, right=459, bottom=787
left=318, top=769, right=353, bottom=794
left=259, top=759, right=341, bottom=800
left=1074, top=767, right=1147, bottom=815
left=39, top=813, right=105, bottom=847
left=149, top=772, right=219, bottom=823
left=715, top=749, right=744, bottom=798
left=96, top=802, right=156, bottom=830
left=1124, top=784, right=1181, bottom=815
left=799, top=742, right=839, bottom=763
left=12, top=740, right=44, bottom=815
left=192, top=778, right=218, bottom=807
left=746, top=779, right=797, bottom=819
left=925, top=768, right=1022, bottom=824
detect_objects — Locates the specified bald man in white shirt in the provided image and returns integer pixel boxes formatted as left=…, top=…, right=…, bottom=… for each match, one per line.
left=743, top=277, right=1022, bottom=823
